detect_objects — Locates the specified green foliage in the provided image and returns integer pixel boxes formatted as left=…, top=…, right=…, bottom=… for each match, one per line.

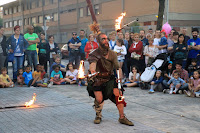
left=33, top=25, right=44, bottom=34
left=0, top=17, right=3, bottom=27
left=131, top=22, right=143, bottom=33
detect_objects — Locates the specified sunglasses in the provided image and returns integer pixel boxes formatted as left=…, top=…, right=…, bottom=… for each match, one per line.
left=73, top=34, right=77, bottom=35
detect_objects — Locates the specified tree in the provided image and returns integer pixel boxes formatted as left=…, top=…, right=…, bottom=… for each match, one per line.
left=156, top=0, right=165, bottom=30
left=131, top=22, right=143, bottom=33
left=0, top=17, right=3, bottom=27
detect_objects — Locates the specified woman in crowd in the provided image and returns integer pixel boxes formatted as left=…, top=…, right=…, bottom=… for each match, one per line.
left=0, top=26, right=7, bottom=71
left=48, top=35, right=59, bottom=67
left=7, top=25, right=29, bottom=82
left=84, top=34, right=98, bottom=59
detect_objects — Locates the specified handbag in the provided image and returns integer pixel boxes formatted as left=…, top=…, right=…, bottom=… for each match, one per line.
left=8, top=36, right=20, bottom=62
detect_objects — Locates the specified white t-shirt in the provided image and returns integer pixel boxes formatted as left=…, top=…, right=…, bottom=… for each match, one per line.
left=66, top=69, right=78, bottom=81
left=14, top=36, right=24, bottom=56
left=113, top=45, right=127, bottom=60
left=153, top=38, right=160, bottom=46
left=129, top=72, right=140, bottom=81
left=49, top=43, right=56, bottom=58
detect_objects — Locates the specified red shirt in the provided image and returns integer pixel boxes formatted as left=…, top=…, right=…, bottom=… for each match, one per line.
left=41, top=71, right=46, bottom=79
left=84, top=41, right=98, bottom=59
left=128, top=41, right=143, bottom=59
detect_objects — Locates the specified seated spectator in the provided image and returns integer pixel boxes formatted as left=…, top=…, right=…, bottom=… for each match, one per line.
left=184, top=70, right=200, bottom=97
left=123, top=66, right=140, bottom=87
left=32, top=64, right=48, bottom=87
left=188, top=59, right=199, bottom=77
left=17, top=68, right=24, bottom=86
left=49, top=65, right=66, bottom=86
left=0, top=67, right=14, bottom=88
left=162, top=61, right=174, bottom=89
left=84, top=34, right=98, bottom=59
left=167, top=72, right=185, bottom=94
left=143, top=37, right=159, bottom=66
left=172, top=62, right=189, bottom=92
left=22, top=66, right=37, bottom=88
left=50, top=56, right=66, bottom=76
left=157, top=31, right=168, bottom=54
left=173, top=34, right=187, bottom=69
left=65, top=63, right=78, bottom=84
left=40, top=65, right=49, bottom=85
left=148, top=70, right=163, bottom=93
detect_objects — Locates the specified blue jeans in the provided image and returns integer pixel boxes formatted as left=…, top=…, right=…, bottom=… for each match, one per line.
left=69, top=51, right=80, bottom=68
left=162, top=80, right=188, bottom=90
left=26, top=50, right=38, bottom=70
left=13, top=56, right=24, bottom=80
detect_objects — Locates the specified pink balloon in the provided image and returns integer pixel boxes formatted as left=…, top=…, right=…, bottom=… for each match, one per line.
left=162, top=22, right=172, bottom=35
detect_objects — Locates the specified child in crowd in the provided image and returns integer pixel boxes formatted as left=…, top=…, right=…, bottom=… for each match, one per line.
left=22, top=66, right=37, bottom=87
left=143, top=37, right=159, bottom=66
left=32, top=64, right=48, bottom=87
left=49, top=65, right=66, bottom=86
left=184, top=70, right=200, bottom=97
left=50, top=56, right=66, bottom=76
left=188, top=59, right=199, bottom=77
left=167, top=71, right=185, bottom=94
left=157, top=31, right=168, bottom=54
left=148, top=70, right=163, bottom=93
left=123, top=66, right=140, bottom=87
left=40, top=65, right=49, bottom=85
left=65, top=63, right=78, bottom=84
left=0, top=67, right=14, bottom=88
left=114, top=39, right=127, bottom=69
left=17, top=68, right=24, bottom=86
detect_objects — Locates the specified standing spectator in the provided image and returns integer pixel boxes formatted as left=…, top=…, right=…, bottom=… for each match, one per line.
left=7, top=26, right=29, bottom=82
left=68, top=32, right=81, bottom=68
left=129, top=33, right=144, bottom=72
left=172, top=62, right=189, bottom=92
left=84, top=34, right=98, bottom=59
left=143, top=37, right=159, bottom=66
left=181, top=27, right=190, bottom=43
left=0, top=26, right=7, bottom=70
left=38, top=33, right=50, bottom=72
left=140, top=30, right=148, bottom=46
left=157, top=31, right=168, bottom=54
left=186, top=28, right=200, bottom=69
left=125, top=32, right=130, bottom=42
left=108, top=31, right=116, bottom=50
left=153, top=30, right=161, bottom=46
left=48, top=35, right=59, bottom=67
left=173, top=34, right=187, bottom=68
left=148, top=28, right=153, bottom=35
left=78, top=30, right=88, bottom=60
left=24, top=26, right=40, bottom=70
left=146, top=33, right=152, bottom=40
left=167, top=30, right=175, bottom=55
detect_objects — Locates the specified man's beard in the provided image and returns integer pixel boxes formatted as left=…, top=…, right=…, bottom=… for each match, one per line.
left=99, top=42, right=109, bottom=56
left=140, top=35, right=144, bottom=39
left=193, top=35, right=197, bottom=40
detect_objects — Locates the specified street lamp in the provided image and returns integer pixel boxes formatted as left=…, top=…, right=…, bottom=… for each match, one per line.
left=44, top=16, right=53, bottom=39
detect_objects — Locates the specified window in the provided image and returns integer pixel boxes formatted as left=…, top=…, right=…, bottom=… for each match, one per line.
left=79, top=8, right=83, bottom=17
left=53, top=13, right=58, bottom=21
left=94, top=4, right=100, bottom=15
left=14, top=20, right=18, bottom=26
left=68, top=8, right=76, bottom=12
left=31, top=17, right=36, bottom=24
left=87, top=7, right=91, bottom=16
left=9, top=8, right=12, bottom=14
left=38, top=0, right=43, bottom=7
left=24, top=18, right=27, bottom=25
left=5, top=22, right=8, bottom=28
left=38, top=16, right=43, bottom=23
left=18, top=6, right=21, bottom=12
left=27, top=3, right=29, bottom=10
left=9, top=21, right=13, bottom=27
left=31, top=1, right=36, bottom=9
left=144, top=21, right=151, bottom=26
left=4, top=9, right=8, bottom=15
left=28, top=18, right=31, bottom=25
left=45, top=0, right=50, bottom=5
left=18, top=20, right=22, bottom=26
left=50, top=0, right=57, bottom=4
left=13, top=7, right=17, bottom=13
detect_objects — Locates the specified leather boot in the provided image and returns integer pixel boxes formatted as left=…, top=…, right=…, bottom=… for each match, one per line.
left=93, top=100, right=104, bottom=124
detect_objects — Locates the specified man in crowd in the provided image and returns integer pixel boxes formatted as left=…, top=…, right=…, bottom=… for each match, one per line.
left=0, top=27, right=7, bottom=70
left=181, top=27, right=190, bottom=43
left=148, top=28, right=153, bottom=35
left=24, top=26, right=40, bottom=70
left=140, top=30, right=148, bottom=46
left=87, top=33, right=133, bottom=126
left=186, top=28, right=200, bottom=68
left=125, top=32, right=130, bottom=42
left=108, top=31, right=116, bottom=50
left=67, top=32, right=81, bottom=68
left=78, top=30, right=88, bottom=60
left=153, top=30, right=161, bottom=46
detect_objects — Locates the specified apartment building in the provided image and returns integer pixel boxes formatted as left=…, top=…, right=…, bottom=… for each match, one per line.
left=2, top=0, right=200, bottom=43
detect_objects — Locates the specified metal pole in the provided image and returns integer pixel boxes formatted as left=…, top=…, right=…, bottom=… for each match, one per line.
left=167, top=0, right=169, bottom=22
left=44, top=18, right=47, bottom=39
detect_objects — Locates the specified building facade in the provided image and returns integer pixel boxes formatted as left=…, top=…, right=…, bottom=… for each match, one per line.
left=2, top=0, right=200, bottom=43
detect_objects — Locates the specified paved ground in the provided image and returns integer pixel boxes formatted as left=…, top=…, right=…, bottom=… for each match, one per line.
left=0, top=59, right=199, bottom=133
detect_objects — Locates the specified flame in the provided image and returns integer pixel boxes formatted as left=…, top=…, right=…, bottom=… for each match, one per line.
left=25, top=93, right=36, bottom=107
left=78, top=60, right=85, bottom=79
left=115, top=12, right=126, bottom=31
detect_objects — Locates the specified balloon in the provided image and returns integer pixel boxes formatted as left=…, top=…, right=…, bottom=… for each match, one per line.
left=162, top=22, right=172, bottom=35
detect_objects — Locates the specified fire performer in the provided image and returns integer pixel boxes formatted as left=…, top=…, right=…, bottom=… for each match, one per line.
left=87, top=33, right=134, bottom=126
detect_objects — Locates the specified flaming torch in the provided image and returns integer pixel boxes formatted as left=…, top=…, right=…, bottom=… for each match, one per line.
left=78, top=60, right=85, bottom=79
left=25, top=93, right=37, bottom=107
left=115, top=12, right=126, bottom=32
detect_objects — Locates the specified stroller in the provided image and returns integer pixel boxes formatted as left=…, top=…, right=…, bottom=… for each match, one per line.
left=140, top=53, right=168, bottom=89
